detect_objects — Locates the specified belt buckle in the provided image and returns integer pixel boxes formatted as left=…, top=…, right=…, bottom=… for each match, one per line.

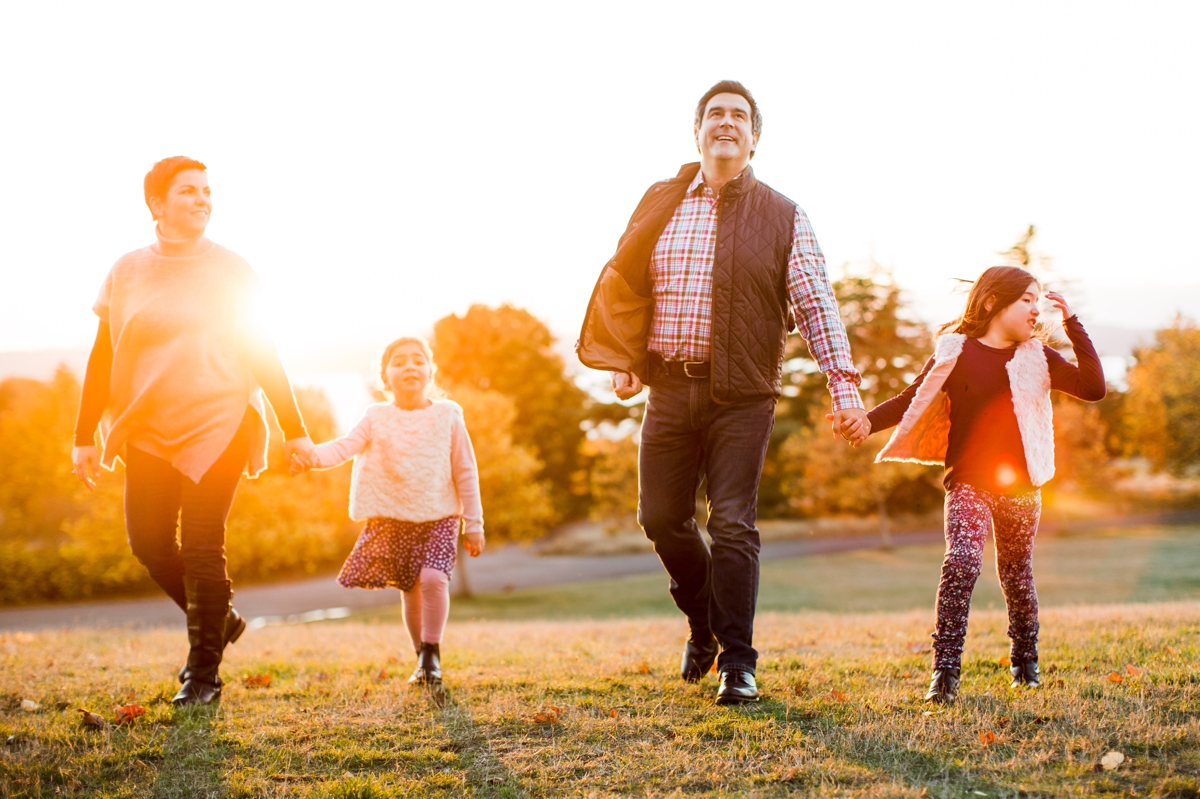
left=683, top=361, right=706, bottom=378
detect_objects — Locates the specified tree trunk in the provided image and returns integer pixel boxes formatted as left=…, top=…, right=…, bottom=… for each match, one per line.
left=453, top=534, right=474, bottom=598
left=876, top=487, right=894, bottom=550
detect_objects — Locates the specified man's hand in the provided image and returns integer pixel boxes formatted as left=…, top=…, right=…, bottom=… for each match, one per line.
left=71, top=445, right=100, bottom=491
left=611, top=371, right=643, bottom=401
left=463, top=532, right=485, bottom=557
left=284, top=436, right=315, bottom=476
left=829, top=408, right=870, bottom=448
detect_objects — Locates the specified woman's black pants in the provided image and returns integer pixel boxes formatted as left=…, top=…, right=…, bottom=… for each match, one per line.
left=124, top=409, right=255, bottom=609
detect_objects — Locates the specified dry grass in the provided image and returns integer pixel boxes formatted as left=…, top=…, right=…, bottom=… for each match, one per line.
left=2, top=602, right=1199, bottom=797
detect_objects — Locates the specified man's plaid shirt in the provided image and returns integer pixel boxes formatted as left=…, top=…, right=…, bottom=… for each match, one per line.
left=647, top=169, right=863, bottom=410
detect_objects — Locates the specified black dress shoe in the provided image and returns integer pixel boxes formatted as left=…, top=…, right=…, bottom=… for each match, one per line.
left=681, top=636, right=719, bottom=683
left=924, top=667, right=960, bottom=703
left=716, top=669, right=759, bottom=705
left=408, top=642, right=442, bottom=685
left=1010, top=660, right=1040, bottom=689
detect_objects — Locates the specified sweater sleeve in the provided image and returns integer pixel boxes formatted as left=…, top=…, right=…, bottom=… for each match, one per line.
left=450, top=410, right=484, bottom=535
left=309, top=414, right=372, bottom=469
left=1045, top=316, right=1107, bottom=401
left=866, top=354, right=937, bottom=434
left=74, top=321, right=112, bottom=446
left=247, top=339, right=309, bottom=441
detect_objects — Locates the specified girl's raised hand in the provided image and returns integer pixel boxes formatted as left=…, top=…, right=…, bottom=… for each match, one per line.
left=463, top=532, right=485, bottom=557
left=1045, top=291, right=1072, bottom=319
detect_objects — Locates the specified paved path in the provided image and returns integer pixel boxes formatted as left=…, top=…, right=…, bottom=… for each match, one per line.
left=0, top=531, right=941, bottom=632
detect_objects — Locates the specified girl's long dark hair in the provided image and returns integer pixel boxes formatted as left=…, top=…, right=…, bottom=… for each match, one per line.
left=939, top=266, right=1040, bottom=338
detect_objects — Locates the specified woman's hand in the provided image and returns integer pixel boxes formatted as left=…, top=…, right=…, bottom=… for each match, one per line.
left=1046, top=291, right=1072, bottom=319
left=463, top=532, right=485, bottom=557
left=284, top=436, right=315, bottom=476
left=71, top=445, right=100, bottom=490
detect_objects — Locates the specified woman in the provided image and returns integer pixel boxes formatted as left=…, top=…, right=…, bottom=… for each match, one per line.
left=71, top=156, right=314, bottom=706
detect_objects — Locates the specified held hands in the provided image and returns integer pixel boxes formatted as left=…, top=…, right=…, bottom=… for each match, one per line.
left=1045, top=291, right=1071, bottom=319
left=825, top=408, right=871, bottom=448
left=463, top=532, right=485, bottom=557
left=71, top=445, right=101, bottom=491
left=285, top=436, right=316, bottom=477
left=611, top=371, right=643, bottom=401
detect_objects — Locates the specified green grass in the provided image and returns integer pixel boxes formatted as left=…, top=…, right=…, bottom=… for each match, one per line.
left=2, top=604, right=1199, bottom=797
left=432, top=524, right=1200, bottom=623
left=3, top=526, right=1200, bottom=797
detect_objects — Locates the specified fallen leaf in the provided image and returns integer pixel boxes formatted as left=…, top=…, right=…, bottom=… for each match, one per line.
left=361, top=688, right=370, bottom=700
left=793, top=682, right=808, bottom=695
left=20, top=699, right=38, bottom=712
left=1165, top=645, right=1180, bottom=656
left=1125, top=664, right=1143, bottom=677
left=1046, top=663, right=1059, bottom=673
left=386, top=656, right=398, bottom=664
left=979, top=729, right=999, bottom=747
left=79, top=708, right=111, bottom=730
left=549, top=705, right=563, bottom=713
left=533, top=711, right=558, bottom=724
left=997, top=655, right=1011, bottom=667
left=377, top=668, right=389, bottom=680
left=902, top=671, right=913, bottom=678
left=243, top=673, right=272, bottom=688
left=1107, top=672, right=1124, bottom=684
left=114, top=704, right=146, bottom=725
left=1100, top=750, right=1125, bottom=771
left=609, top=709, right=618, bottom=718
left=783, top=767, right=799, bottom=780
left=636, top=662, right=652, bottom=675
left=829, top=689, right=847, bottom=702
left=998, top=715, right=1010, bottom=726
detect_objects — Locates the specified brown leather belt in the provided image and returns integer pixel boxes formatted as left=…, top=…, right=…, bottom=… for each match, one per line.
left=659, top=360, right=710, bottom=378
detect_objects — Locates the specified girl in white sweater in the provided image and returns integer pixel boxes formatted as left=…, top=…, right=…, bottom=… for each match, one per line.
left=294, top=337, right=484, bottom=686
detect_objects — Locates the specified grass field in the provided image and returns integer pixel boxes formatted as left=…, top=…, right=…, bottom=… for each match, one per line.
left=2, top=526, right=1200, bottom=797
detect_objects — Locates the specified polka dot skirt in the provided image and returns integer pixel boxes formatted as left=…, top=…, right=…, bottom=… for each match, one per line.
left=336, top=516, right=460, bottom=592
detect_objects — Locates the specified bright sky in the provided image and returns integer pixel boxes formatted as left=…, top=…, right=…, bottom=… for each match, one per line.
left=2, top=1, right=1198, bottom=369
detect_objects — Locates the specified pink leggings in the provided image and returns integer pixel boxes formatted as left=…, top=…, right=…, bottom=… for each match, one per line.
left=402, top=567, right=450, bottom=648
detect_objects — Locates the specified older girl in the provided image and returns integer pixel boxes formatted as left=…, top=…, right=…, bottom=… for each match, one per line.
left=851, top=266, right=1105, bottom=702
left=295, top=338, right=484, bottom=687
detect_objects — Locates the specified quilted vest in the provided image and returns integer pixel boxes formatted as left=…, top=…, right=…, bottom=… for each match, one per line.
left=577, top=163, right=797, bottom=403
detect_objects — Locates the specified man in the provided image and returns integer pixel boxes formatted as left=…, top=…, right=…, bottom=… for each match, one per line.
left=577, top=81, right=867, bottom=705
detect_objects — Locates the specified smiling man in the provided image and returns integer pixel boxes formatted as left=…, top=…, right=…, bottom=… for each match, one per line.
left=578, top=81, right=867, bottom=704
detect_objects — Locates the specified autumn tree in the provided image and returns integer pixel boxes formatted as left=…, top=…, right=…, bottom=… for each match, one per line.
left=431, top=304, right=589, bottom=520
left=1123, top=316, right=1200, bottom=475
left=760, top=264, right=938, bottom=518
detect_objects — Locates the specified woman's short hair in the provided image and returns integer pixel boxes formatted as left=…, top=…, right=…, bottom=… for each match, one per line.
left=144, top=156, right=207, bottom=219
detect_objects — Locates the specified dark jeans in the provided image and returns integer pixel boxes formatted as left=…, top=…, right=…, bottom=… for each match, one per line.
left=637, top=371, right=775, bottom=674
left=124, top=408, right=256, bottom=609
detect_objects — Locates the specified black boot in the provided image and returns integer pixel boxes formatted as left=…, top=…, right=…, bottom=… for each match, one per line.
left=924, top=667, right=961, bottom=703
left=408, top=642, right=442, bottom=685
left=173, top=578, right=231, bottom=706
left=1010, top=660, right=1040, bottom=689
left=681, top=632, right=719, bottom=683
left=178, top=606, right=247, bottom=683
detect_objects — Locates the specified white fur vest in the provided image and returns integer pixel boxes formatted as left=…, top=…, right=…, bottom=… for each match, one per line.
left=875, top=334, right=1057, bottom=487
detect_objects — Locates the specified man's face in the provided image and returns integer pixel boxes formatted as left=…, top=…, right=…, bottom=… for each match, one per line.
left=695, top=92, right=758, bottom=165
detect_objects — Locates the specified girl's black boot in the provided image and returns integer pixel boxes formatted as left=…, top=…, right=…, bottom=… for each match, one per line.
left=924, top=667, right=961, bottom=703
left=173, top=578, right=231, bottom=706
left=408, top=643, right=442, bottom=685
left=1010, top=660, right=1040, bottom=688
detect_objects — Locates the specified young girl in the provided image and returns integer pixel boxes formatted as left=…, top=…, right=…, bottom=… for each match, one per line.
left=847, top=266, right=1105, bottom=702
left=294, top=337, right=484, bottom=686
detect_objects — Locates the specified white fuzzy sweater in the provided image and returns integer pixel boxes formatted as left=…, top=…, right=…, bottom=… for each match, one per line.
left=309, top=400, right=483, bottom=533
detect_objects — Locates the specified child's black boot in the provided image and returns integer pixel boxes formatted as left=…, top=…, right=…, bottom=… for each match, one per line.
left=408, top=642, right=442, bottom=685
left=1010, top=660, right=1040, bottom=689
left=924, top=667, right=960, bottom=703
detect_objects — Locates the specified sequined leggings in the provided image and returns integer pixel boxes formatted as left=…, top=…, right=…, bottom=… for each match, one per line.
left=932, top=484, right=1042, bottom=669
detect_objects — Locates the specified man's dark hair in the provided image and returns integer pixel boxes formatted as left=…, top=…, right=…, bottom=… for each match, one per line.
left=694, top=80, right=763, bottom=139
left=143, top=156, right=207, bottom=219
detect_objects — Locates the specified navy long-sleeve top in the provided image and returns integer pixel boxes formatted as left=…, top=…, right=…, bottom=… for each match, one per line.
left=867, top=316, right=1106, bottom=494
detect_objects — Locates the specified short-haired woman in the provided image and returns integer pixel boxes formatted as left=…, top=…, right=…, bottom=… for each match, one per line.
left=71, top=156, right=315, bottom=706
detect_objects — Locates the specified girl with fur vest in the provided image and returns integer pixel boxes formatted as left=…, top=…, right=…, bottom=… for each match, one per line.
left=291, top=337, right=484, bottom=689
left=843, top=266, right=1105, bottom=703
